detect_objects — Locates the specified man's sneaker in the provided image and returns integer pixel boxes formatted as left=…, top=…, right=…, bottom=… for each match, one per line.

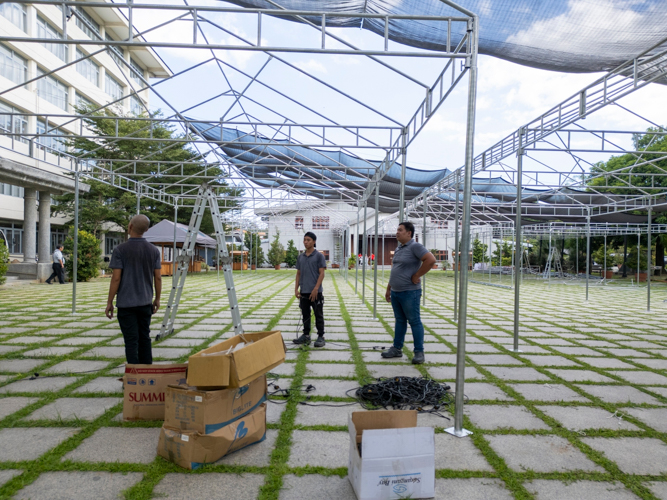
left=381, top=346, right=403, bottom=358
left=293, top=334, right=311, bottom=346
left=314, top=335, right=326, bottom=347
left=412, top=351, right=425, bottom=364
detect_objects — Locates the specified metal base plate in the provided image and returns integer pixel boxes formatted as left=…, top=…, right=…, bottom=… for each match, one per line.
left=512, top=349, right=523, bottom=353
left=444, top=427, right=473, bottom=438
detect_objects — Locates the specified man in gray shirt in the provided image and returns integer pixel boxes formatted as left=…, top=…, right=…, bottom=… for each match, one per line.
left=46, top=244, right=65, bottom=284
left=294, top=231, right=326, bottom=347
left=382, top=221, right=435, bottom=364
left=105, top=215, right=162, bottom=364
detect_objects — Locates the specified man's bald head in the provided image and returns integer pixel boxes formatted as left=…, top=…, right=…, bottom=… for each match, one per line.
left=129, top=214, right=150, bottom=236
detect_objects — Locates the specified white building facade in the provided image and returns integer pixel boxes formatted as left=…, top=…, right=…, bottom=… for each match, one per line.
left=0, top=0, right=170, bottom=278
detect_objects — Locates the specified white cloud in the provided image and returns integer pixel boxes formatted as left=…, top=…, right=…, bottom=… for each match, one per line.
left=295, top=59, right=328, bottom=74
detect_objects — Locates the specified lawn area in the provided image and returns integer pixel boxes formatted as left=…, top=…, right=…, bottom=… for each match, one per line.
left=0, top=270, right=666, bottom=499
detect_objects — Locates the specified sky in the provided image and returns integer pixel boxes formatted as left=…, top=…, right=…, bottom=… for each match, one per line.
left=127, top=0, right=667, bottom=206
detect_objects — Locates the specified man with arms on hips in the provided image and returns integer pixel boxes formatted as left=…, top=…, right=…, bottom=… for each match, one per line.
left=382, top=221, right=435, bottom=364
left=294, top=231, right=327, bottom=347
left=46, top=244, right=66, bottom=284
left=105, top=215, right=162, bottom=365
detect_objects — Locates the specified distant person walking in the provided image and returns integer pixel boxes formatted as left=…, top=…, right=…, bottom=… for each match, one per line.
left=381, top=221, right=435, bottom=364
left=105, top=215, right=162, bottom=365
left=46, top=244, right=66, bottom=284
left=294, top=231, right=327, bottom=347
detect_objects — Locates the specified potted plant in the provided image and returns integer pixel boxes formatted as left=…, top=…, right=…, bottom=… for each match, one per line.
left=348, top=256, right=356, bottom=270
left=267, top=230, right=286, bottom=270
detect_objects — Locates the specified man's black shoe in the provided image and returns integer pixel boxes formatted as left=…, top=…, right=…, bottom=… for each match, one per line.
left=380, top=346, right=403, bottom=358
left=314, top=335, right=326, bottom=347
left=293, top=334, right=311, bottom=346
left=45, top=280, right=52, bottom=285
left=412, top=351, right=425, bottom=364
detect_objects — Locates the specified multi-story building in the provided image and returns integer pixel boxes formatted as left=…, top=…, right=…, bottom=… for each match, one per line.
left=0, top=0, right=170, bottom=279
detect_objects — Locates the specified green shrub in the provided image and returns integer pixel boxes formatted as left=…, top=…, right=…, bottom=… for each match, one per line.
left=267, top=230, right=285, bottom=268
left=348, top=256, right=357, bottom=268
left=0, top=239, right=9, bottom=285
left=285, top=239, right=298, bottom=268
left=64, top=229, right=102, bottom=282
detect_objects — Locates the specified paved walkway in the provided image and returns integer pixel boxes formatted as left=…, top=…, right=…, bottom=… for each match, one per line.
left=0, top=271, right=666, bottom=499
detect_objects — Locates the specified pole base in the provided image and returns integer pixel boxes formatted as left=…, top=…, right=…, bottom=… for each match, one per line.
left=444, top=427, right=473, bottom=438
left=512, top=349, right=523, bottom=353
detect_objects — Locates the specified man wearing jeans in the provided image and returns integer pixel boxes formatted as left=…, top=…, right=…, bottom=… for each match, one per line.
left=105, top=215, right=162, bottom=364
left=294, top=231, right=326, bottom=347
left=382, top=221, right=435, bottom=364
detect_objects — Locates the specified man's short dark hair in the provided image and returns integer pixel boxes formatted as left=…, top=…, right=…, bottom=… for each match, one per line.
left=57, top=244, right=64, bottom=249
left=304, top=231, right=317, bottom=247
left=399, top=221, right=415, bottom=238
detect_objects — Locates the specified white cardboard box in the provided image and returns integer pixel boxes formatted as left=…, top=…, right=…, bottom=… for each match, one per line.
left=348, top=410, right=435, bottom=500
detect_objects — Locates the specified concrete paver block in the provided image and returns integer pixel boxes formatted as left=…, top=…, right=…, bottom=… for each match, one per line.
left=64, top=428, right=160, bottom=464
left=279, top=474, right=356, bottom=500
left=0, top=427, right=79, bottom=461
left=288, top=430, right=349, bottom=468
left=525, top=480, right=639, bottom=500
left=582, top=437, right=667, bottom=475
left=152, top=473, right=265, bottom=500
left=13, top=471, right=143, bottom=500
left=25, top=397, right=121, bottom=421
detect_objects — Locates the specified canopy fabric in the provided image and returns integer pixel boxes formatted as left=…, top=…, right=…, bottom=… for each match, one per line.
left=143, top=220, right=217, bottom=248
left=218, top=0, right=667, bottom=75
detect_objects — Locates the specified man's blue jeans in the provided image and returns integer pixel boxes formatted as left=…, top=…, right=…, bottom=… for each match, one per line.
left=390, top=289, right=424, bottom=352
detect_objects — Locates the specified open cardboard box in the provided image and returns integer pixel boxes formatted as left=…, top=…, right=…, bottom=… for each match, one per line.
left=186, top=331, right=285, bottom=388
left=348, top=410, right=435, bottom=500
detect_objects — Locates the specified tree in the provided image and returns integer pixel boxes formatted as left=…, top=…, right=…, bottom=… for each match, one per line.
left=627, top=245, right=649, bottom=272
left=285, top=239, right=299, bottom=268
left=244, top=231, right=265, bottom=267
left=64, top=230, right=102, bottom=282
left=52, top=107, right=241, bottom=238
left=471, top=236, right=488, bottom=264
left=0, top=238, right=9, bottom=285
left=492, top=240, right=512, bottom=266
left=267, top=231, right=285, bottom=268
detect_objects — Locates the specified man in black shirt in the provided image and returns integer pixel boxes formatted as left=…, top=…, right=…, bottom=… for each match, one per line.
left=105, top=215, right=162, bottom=364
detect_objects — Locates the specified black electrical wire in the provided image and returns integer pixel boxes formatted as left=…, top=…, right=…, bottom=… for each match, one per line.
left=349, top=376, right=454, bottom=417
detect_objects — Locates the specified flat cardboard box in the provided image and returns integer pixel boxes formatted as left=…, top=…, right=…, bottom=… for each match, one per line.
left=348, top=410, right=435, bottom=500
left=186, top=331, right=285, bottom=388
left=123, top=363, right=188, bottom=421
left=158, top=403, right=267, bottom=470
left=164, top=375, right=267, bottom=434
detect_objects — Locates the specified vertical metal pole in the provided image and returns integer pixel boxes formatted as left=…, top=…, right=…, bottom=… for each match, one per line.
left=647, top=206, right=652, bottom=311
left=576, top=237, right=579, bottom=276
left=548, top=227, right=552, bottom=288
left=71, top=163, right=79, bottom=314
left=136, top=185, right=141, bottom=215
left=355, top=209, right=360, bottom=293
left=637, top=232, right=640, bottom=285
left=399, top=130, right=407, bottom=222
left=362, top=202, right=368, bottom=301
left=499, top=226, right=503, bottom=282
left=447, top=15, right=477, bottom=439
left=586, top=212, right=591, bottom=300
left=373, top=182, right=380, bottom=318
left=382, top=222, right=385, bottom=286
left=513, top=130, right=524, bottom=352
left=454, top=171, right=459, bottom=319
left=423, top=191, right=428, bottom=305
left=174, top=202, right=178, bottom=286
left=488, top=228, right=492, bottom=282
left=603, top=235, right=607, bottom=284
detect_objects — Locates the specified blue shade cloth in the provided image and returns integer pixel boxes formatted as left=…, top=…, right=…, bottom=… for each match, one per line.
left=217, top=0, right=667, bottom=75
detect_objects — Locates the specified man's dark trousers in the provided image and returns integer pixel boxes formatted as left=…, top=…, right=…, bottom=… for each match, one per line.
left=299, top=293, right=324, bottom=337
left=46, top=263, right=65, bottom=284
left=117, top=305, right=153, bottom=364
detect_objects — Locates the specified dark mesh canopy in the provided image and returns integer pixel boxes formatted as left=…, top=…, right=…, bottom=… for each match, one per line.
left=218, top=0, right=667, bottom=74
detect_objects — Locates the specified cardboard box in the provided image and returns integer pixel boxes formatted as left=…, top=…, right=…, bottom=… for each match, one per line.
left=187, top=331, right=286, bottom=388
left=123, top=363, right=188, bottom=421
left=164, top=375, right=267, bottom=434
left=158, top=403, right=267, bottom=470
left=348, top=410, right=435, bottom=500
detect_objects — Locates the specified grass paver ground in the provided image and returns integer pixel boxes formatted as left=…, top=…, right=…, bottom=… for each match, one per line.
left=0, top=270, right=666, bottom=498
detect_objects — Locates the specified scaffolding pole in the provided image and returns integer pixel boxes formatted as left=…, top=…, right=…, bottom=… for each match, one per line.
left=648, top=206, right=652, bottom=311
left=586, top=212, right=591, bottom=300
left=454, top=170, right=459, bottom=320
left=513, top=130, right=524, bottom=353
left=71, top=161, right=79, bottom=314
left=362, top=202, right=368, bottom=302
left=373, top=181, right=380, bottom=318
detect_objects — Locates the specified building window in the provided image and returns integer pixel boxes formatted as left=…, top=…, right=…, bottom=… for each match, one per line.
left=105, top=234, right=123, bottom=255
left=320, top=250, right=330, bottom=260
left=436, top=220, right=448, bottom=229
left=436, top=250, right=449, bottom=261
left=50, top=227, right=67, bottom=252
left=260, top=216, right=269, bottom=222
left=0, top=183, right=24, bottom=198
left=36, top=68, right=69, bottom=110
left=75, top=8, right=100, bottom=40
left=75, top=92, right=95, bottom=112
left=312, top=216, right=329, bottom=230
left=0, top=100, right=28, bottom=143
left=0, top=44, right=27, bottom=85
left=105, top=33, right=125, bottom=68
left=36, top=119, right=68, bottom=153
left=105, top=73, right=123, bottom=102
left=37, top=15, right=68, bottom=62
left=130, top=95, right=143, bottom=115
left=294, top=216, right=304, bottom=229
left=0, top=3, right=27, bottom=32
left=130, top=58, right=143, bottom=84
left=0, top=222, right=23, bottom=253
left=76, top=49, right=99, bottom=86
